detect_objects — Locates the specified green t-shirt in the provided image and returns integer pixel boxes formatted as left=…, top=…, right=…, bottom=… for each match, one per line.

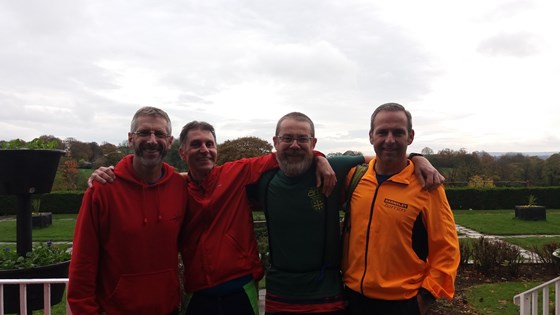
left=255, top=155, right=364, bottom=299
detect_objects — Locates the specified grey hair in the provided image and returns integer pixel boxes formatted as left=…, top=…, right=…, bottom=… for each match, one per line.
left=130, top=106, right=172, bottom=134
left=275, top=112, right=315, bottom=137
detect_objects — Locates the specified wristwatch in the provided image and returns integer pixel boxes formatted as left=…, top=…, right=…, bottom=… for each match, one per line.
left=408, top=153, right=424, bottom=160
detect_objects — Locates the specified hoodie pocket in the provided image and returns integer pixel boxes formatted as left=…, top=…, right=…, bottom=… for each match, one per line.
left=109, top=269, right=179, bottom=313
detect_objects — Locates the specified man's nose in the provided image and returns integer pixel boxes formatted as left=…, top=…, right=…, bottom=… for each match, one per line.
left=289, top=140, right=301, bottom=148
left=146, top=133, right=158, bottom=143
left=199, top=143, right=210, bottom=152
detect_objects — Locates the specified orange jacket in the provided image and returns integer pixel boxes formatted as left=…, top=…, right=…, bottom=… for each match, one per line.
left=342, top=158, right=459, bottom=300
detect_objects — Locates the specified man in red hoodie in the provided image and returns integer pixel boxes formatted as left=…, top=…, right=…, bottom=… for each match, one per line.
left=68, top=106, right=188, bottom=314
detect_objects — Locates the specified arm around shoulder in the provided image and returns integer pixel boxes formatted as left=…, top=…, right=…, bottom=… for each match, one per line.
left=411, top=154, right=445, bottom=191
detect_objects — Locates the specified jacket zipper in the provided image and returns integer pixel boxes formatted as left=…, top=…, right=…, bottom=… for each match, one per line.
left=359, top=183, right=382, bottom=294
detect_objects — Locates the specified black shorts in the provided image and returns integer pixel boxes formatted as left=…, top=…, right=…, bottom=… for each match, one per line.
left=185, top=279, right=258, bottom=315
left=345, top=287, right=420, bottom=315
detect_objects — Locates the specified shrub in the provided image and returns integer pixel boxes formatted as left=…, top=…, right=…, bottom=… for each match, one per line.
left=0, top=241, right=71, bottom=270
left=529, top=241, right=560, bottom=272
left=458, top=238, right=472, bottom=266
left=471, top=236, right=522, bottom=277
left=254, top=222, right=270, bottom=269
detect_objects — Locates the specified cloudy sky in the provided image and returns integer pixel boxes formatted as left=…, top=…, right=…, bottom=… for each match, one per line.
left=1, top=0, right=558, bottom=155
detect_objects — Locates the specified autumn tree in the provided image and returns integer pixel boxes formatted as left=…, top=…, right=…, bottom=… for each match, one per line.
left=89, top=142, right=103, bottom=162
left=99, top=142, right=119, bottom=156
left=66, top=138, right=93, bottom=162
left=62, top=159, right=79, bottom=190
left=543, top=153, right=560, bottom=185
left=91, top=143, right=124, bottom=168
left=216, top=136, right=273, bottom=165
left=468, top=175, right=495, bottom=188
left=164, top=139, right=187, bottom=171
left=421, top=147, right=434, bottom=155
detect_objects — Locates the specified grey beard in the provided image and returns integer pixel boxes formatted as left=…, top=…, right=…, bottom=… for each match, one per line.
left=278, top=155, right=313, bottom=177
left=135, top=145, right=167, bottom=167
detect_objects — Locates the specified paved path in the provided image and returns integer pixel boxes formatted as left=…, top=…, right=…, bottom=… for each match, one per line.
left=456, top=224, right=543, bottom=262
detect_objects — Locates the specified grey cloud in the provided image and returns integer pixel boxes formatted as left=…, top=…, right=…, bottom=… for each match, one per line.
left=478, top=32, right=540, bottom=57
left=484, top=0, right=535, bottom=20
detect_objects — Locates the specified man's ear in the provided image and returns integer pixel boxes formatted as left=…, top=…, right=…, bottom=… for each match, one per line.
left=272, top=136, right=280, bottom=150
left=178, top=147, right=186, bottom=162
left=369, top=130, right=374, bottom=145
left=127, top=132, right=133, bottom=147
left=408, top=129, right=415, bottom=145
left=310, top=137, right=317, bottom=149
left=166, top=136, right=174, bottom=149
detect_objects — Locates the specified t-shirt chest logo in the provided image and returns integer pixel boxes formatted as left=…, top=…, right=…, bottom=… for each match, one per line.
left=383, top=198, right=408, bottom=212
left=307, top=187, right=324, bottom=212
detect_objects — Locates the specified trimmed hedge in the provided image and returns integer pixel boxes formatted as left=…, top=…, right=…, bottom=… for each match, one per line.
left=445, top=187, right=560, bottom=210
left=0, top=191, right=84, bottom=215
left=0, top=187, right=559, bottom=214
left=41, top=191, right=85, bottom=214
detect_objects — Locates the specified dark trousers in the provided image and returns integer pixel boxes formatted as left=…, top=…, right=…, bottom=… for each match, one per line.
left=345, top=288, right=420, bottom=315
left=266, top=312, right=345, bottom=315
left=185, top=289, right=256, bottom=315
left=265, top=311, right=346, bottom=315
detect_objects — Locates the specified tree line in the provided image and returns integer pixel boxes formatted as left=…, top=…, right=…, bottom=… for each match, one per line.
left=422, top=148, right=560, bottom=187
left=2, top=136, right=559, bottom=188
left=328, top=148, right=560, bottom=187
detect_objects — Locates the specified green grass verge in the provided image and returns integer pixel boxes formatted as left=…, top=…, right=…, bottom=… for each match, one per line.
left=465, top=281, right=554, bottom=314
left=33, top=294, right=68, bottom=315
left=0, top=214, right=77, bottom=242
left=502, top=236, right=560, bottom=249
left=0, top=213, right=266, bottom=242
left=454, top=209, right=560, bottom=235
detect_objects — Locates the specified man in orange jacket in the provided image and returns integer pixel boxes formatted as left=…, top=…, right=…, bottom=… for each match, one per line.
left=342, top=103, right=460, bottom=315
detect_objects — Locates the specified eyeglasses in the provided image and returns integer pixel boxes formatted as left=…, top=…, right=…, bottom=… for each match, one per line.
left=277, top=135, right=314, bottom=144
left=132, top=130, right=170, bottom=139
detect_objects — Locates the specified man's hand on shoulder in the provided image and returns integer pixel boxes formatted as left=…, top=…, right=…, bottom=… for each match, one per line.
left=411, top=155, right=445, bottom=191
left=87, top=166, right=116, bottom=188
left=315, top=156, right=336, bottom=196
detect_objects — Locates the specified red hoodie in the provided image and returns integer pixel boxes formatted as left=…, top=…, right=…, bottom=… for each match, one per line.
left=68, top=155, right=187, bottom=314
left=181, top=154, right=278, bottom=292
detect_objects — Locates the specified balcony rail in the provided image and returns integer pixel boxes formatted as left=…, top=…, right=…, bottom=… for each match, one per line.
left=513, top=275, right=560, bottom=315
left=0, top=278, right=71, bottom=315
left=2, top=274, right=556, bottom=314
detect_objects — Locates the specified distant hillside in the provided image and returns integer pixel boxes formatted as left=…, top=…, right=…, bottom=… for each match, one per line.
left=487, top=152, right=558, bottom=159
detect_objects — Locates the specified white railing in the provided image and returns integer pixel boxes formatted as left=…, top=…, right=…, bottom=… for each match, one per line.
left=0, top=278, right=72, bottom=315
left=513, top=275, right=560, bottom=315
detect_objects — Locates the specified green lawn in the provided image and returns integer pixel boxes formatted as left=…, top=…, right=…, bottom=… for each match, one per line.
left=0, top=214, right=77, bottom=242
left=16, top=210, right=560, bottom=242
left=453, top=209, right=560, bottom=235
left=465, top=281, right=549, bottom=314
left=502, top=236, right=560, bottom=249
